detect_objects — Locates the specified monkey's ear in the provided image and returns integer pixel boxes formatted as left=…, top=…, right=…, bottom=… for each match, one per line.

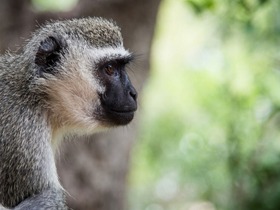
left=35, top=36, right=66, bottom=75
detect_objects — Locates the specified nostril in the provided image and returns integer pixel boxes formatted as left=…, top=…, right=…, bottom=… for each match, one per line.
left=129, top=89, right=137, bottom=101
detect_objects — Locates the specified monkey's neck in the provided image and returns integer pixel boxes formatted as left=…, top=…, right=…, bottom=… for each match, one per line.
left=0, top=101, right=60, bottom=207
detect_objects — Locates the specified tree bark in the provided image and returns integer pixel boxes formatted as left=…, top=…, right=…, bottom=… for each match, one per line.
left=0, top=0, right=161, bottom=209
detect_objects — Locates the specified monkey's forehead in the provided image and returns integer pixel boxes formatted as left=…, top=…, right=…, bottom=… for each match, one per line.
left=47, top=17, right=124, bottom=48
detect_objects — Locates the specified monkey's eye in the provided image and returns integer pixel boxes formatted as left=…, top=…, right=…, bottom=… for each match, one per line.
left=104, top=64, right=115, bottom=76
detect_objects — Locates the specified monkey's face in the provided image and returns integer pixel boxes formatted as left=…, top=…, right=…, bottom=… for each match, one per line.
left=94, top=54, right=138, bottom=126
left=34, top=35, right=137, bottom=133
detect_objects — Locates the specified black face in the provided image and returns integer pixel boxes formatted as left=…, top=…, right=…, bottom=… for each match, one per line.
left=96, top=58, right=137, bottom=126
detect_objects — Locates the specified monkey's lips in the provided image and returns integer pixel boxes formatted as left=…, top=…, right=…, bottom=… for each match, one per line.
left=98, top=94, right=137, bottom=126
left=103, top=107, right=136, bottom=126
left=110, top=108, right=136, bottom=114
left=109, top=108, right=136, bottom=119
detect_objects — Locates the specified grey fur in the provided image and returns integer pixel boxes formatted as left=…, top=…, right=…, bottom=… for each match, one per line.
left=0, top=17, right=126, bottom=209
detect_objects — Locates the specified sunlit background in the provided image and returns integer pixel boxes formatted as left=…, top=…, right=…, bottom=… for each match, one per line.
left=11, top=0, right=280, bottom=209
left=129, top=0, right=280, bottom=210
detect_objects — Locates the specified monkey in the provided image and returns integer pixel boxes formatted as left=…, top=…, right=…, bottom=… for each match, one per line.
left=0, top=17, right=137, bottom=209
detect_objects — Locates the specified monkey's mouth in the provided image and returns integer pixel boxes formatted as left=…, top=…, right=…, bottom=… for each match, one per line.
left=108, top=108, right=135, bottom=119
left=100, top=107, right=136, bottom=126
left=98, top=93, right=137, bottom=126
left=109, top=108, right=136, bottom=114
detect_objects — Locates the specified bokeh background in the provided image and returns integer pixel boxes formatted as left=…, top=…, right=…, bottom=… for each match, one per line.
left=130, top=1, right=280, bottom=210
left=1, top=0, right=280, bottom=209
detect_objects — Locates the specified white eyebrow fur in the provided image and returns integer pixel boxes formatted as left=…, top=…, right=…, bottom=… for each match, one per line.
left=89, top=46, right=131, bottom=63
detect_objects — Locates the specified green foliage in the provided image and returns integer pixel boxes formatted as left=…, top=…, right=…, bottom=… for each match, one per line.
left=186, top=0, right=280, bottom=42
left=31, top=0, right=78, bottom=12
left=186, top=0, right=270, bottom=21
left=129, top=0, right=280, bottom=210
left=187, top=0, right=216, bottom=13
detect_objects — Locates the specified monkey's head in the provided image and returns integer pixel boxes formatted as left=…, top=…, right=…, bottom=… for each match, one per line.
left=27, top=18, right=137, bottom=133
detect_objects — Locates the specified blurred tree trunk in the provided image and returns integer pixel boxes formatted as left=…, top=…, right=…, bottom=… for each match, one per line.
left=0, top=0, right=161, bottom=209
